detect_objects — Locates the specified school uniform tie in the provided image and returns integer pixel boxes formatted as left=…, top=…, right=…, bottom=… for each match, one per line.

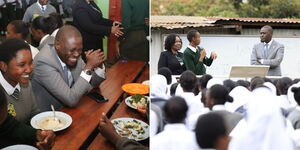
left=264, top=43, right=269, bottom=59
left=41, top=6, right=45, bottom=12
left=11, top=88, right=20, bottom=100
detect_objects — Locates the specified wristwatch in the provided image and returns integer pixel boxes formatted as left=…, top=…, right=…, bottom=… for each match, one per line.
left=83, top=69, right=93, bottom=75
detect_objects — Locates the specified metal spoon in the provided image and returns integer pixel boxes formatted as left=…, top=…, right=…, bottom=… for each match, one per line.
left=50, top=105, right=60, bottom=122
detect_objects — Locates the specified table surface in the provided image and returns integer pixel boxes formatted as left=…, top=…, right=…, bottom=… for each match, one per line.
left=52, top=60, right=148, bottom=150
left=87, top=65, right=149, bottom=150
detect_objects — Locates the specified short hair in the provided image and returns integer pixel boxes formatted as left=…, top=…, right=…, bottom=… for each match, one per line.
left=208, top=84, right=233, bottom=104
left=262, top=25, right=273, bottom=34
left=158, top=67, right=172, bottom=85
left=201, top=88, right=207, bottom=105
left=276, top=77, right=292, bottom=95
left=31, top=16, right=56, bottom=34
left=199, top=74, right=212, bottom=90
left=187, top=29, right=199, bottom=42
left=250, top=77, right=265, bottom=91
left=8, top=20, right=30, bottom=39
left=0, top=38, right=30, bottom=63
left=164, top=34, right=182, bottom=51
left=180, top=70, right=197, bottom=92
left=49, top=13, right=63, bottom=32
left=55, top=25, right=82, bottom=42
left=223, top=79, right=237, bottom=93
left=164, top=96, right=188, bottom=123
left=195, top=112, right=227, bottom=148
left=170, top=82, right=179, bottom=96
left=236, top=80, right=250, bottom=89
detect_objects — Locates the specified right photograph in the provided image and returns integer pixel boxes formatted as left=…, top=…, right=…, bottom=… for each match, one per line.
left=150, top=0, right=300, bottom=149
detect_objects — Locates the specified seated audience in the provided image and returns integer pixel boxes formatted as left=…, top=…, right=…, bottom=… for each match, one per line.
left=151, top=96, right=200, bottom=150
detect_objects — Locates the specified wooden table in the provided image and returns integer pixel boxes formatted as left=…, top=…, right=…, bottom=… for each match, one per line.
left=52, top=60, right=147, bottom=150
left=87, top=65, right=149, bottom=150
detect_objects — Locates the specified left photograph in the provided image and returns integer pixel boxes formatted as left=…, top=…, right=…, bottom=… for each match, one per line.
left=0, top=0, right=150, bottom=149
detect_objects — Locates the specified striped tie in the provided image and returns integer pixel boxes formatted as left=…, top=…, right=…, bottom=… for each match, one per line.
left=11, top=88, right=19, bottom=100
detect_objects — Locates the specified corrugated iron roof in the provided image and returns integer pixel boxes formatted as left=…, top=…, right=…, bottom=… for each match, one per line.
left=151, top=16, right=300, bottom=29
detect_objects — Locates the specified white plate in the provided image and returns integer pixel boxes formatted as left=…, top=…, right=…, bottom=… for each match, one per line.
left=2, top=145, right=38, bottom=150
left=30, top=111, right=72, bottom=132
left=142, top=80, right=149, bottom=86
left=125, top=95, right=149, bottom=109
left=112, top=118, right=149, bottom=141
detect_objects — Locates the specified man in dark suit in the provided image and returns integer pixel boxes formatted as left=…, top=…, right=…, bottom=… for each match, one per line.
left=251, top=25, right=284, bottom=76
left=32, top=25, right=106, bottom=111
left=72, top=0, right=123, bottom=56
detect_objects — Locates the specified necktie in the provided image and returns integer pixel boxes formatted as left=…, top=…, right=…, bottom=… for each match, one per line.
left=41, top=6, right=45, bottom=12
left=63, top=66, right=73, bottom=87
left=264, top=43, right=269, bottom=59
left=11, top=88, right=19, bottom=100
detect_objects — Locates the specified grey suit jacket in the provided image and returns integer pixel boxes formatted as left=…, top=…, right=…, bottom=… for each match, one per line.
left=31, top=45, right=105, bottom=111
left=38, top=35, right=55, bottom=50
left=250, top=40, right=284, bottom=76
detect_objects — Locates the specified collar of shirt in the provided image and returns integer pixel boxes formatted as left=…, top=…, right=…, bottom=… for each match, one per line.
left=264, top=39, right=273, bottom=46
left=37, top=1, right=47, bottom=11
left=187, top=45, right=197, bottom=53
left=164, top=123, right=187, bottom=131
left=0, top=72, right=21, bottom=95
left=212, top=104, right=226, bottom=111
left=39, top=34, right=50, bottom=46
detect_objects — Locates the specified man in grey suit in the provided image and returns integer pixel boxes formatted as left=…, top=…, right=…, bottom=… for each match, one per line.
left=251, top=25, right=284, bottom=76
left=32, top=25, right=106, bottom=111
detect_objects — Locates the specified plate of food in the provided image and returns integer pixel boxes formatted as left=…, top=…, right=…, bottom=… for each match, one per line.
left=112, top=118, right=149, bottom=141
left=125, top=94, right=149, bottom=109
left=30, top=111, right=72, bottom=132
left=122, top=83, right=149, bottom=95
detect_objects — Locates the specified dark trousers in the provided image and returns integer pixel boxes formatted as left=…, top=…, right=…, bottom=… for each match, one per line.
left=120, top=30, right=149, bottom=62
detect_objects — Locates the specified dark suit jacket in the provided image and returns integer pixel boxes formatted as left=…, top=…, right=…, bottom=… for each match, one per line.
left=72, top=0, right=113, bottom=51
left=158, top=51, right=186, bottom=75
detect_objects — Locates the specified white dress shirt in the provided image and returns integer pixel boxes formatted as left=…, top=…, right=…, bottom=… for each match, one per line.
left=0, top=72, right=21, bottom=95
left=151, top=123, right=201, bottom=150
left=187, top=45, right=198, bottom=53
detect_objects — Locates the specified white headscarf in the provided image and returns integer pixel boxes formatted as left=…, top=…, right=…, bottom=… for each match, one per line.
left=229, top=87, right=296, bottom=150
left=263, top=82, right=277, bottom=96
left=206, top=78, right=223, bottom=89
left=225, top=86, right=251, bottom=112
left=150, top=74, right=168, bottom=99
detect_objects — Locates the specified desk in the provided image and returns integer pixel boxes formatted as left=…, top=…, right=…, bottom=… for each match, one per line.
left=87, top=65, right=149, bottom=150
left=52, top=60, right=147, bottom=150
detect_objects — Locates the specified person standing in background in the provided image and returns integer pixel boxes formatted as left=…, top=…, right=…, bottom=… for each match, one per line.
left=119, top=0, right=149, bottom=62
left=250, top=25, right=284, bottom=76
left=72, top=0, right=123, bottom=61
left=22, top=0, right=56, bottom=23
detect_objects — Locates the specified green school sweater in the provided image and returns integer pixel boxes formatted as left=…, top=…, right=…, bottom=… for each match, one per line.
left=183, top=46, right=213, bottom=75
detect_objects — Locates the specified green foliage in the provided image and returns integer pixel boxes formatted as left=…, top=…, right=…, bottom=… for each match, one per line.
left=151, top=0, right=300, bottom=18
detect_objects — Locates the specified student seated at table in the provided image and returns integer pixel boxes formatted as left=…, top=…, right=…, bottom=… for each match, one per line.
left=98, top=113, right=148, bottom=150
left=31, top=25, right=106, bottom=111
left=0, top=88, right=55, bottom=149
left=6, top=20, right=39, bottom=58
left=151, top=96, right=200, bottom=150
left=0, top=38, right=40, bottom=124
left=31, top=16, right=55, bottom=50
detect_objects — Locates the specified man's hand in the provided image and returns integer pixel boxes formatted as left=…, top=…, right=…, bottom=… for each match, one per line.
left=111, top=22, right=124, bottom=37
left=85, top=49, right=106, bottom=70
left=36, top=130, right=55, bottom=150
left=98, top=113, right=121, bottom=145
left=199, top=49, right=207, bottom=62
left=210, top=52, right=217, bottom=60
